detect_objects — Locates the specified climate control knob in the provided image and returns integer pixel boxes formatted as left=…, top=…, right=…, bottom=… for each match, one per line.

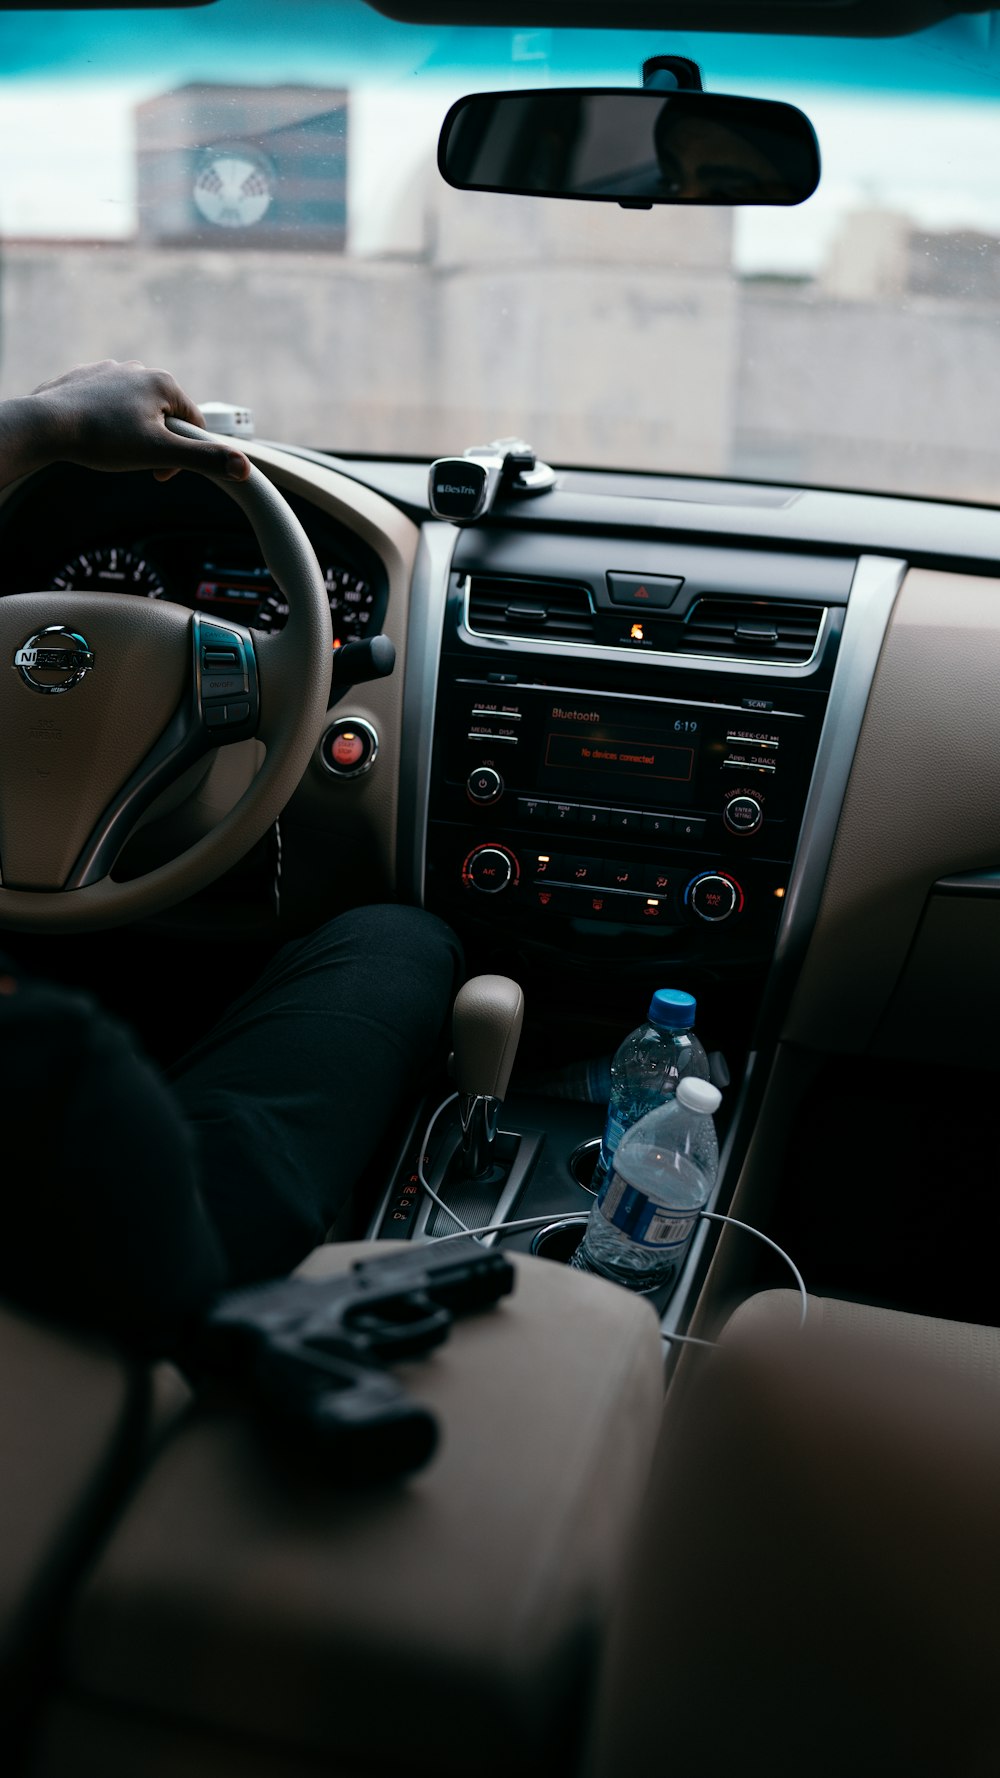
left=467, top=766, right=503, bottom=804
left=685, top=872, right=744, bottom=923
left=724, top=794, right=763, bottom=836
left=462, top=844, right=520, bottom=895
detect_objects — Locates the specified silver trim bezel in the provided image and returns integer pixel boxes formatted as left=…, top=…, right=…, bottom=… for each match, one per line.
left=460, top=574, right=831, bottom=678
left=398, top=522, right=459, bottom=904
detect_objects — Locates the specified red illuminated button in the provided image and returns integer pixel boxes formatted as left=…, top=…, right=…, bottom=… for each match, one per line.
left=564, top=855, right=602, bottom=885
left=607, top=573, right=683, bottom=611
left=320, top=718, right=378, bottom=778
left=333, top=731, right=365, bottom=768
left=631, top=896, right=668, bottom=925
left=462, top=845, right=519, bottom=895
left=686, top=873, right=744, bottom=923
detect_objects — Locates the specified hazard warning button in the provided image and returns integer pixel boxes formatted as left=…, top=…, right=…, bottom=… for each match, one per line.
left=606, top=572, right=683, bottom=611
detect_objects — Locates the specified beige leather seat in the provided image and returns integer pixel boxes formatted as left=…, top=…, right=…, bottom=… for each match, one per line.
left=26, top=1245, right=664, bottom=1778
left=587, top=1290, right=1000, bottom=1778
left=14, top=1274, right=1000, bottom=1778
left=0, top=1301, right=185, bottom=1750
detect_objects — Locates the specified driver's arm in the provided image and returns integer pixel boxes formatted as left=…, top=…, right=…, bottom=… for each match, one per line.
left=0, top=359, right=251, bottom=490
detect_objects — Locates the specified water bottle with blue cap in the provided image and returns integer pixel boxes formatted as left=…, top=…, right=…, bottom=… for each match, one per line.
left=590, top=988, right=710, bottom=1195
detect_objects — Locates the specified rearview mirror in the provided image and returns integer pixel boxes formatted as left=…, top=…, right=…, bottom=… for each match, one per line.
left=438, top=89, right=820, bottom=207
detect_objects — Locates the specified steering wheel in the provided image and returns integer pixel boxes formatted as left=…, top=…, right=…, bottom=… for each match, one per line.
left=0, top=421, right=332, bottom=931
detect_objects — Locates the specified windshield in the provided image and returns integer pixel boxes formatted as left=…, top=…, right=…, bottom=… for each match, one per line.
left=4, top=0, right=1000, bottom=503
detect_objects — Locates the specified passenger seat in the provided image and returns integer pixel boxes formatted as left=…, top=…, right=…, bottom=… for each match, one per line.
left=586, top=1289, right=1000, bottom=1778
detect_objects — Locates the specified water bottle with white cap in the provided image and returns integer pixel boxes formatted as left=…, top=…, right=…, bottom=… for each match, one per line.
left=571, top=1077, right=723, bottom=1293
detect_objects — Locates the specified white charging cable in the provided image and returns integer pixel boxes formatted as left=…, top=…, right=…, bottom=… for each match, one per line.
left=700, top=1210, right=808, bottom=1327
left=411, top=1094, right=809, bottom=1338
left=415, top=1091, right=471, bottom=1235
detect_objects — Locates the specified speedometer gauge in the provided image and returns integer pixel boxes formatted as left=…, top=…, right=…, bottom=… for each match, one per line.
left=250, top=560, right=376, bottom=644
left=50, top=547, right=166, bottom=600
left=325, top=565, right=375, bottom=649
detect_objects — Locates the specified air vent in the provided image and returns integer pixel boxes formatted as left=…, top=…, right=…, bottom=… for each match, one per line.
left=465, top=575, right=596, bottom=644
left=680, top=597, right=824, bottom=663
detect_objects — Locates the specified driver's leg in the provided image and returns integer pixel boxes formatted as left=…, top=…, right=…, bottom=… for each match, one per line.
left=168, top=904, right=462, bottom=1287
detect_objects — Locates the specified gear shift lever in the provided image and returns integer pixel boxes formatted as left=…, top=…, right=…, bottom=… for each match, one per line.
left=450, top=975, right=524, bottom=1179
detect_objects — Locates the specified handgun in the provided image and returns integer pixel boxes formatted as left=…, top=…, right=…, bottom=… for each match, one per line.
left=198, top=1238, right=515, bottom=1483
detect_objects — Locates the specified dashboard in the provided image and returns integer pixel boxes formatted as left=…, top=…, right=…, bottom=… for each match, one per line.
left=4, top=441, right=1000, bottom=1086
left=4, top=435, right=1000, bottom=1339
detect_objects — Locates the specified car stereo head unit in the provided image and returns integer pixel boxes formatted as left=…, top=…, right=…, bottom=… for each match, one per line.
left=426, top=671, right=822, bottom=943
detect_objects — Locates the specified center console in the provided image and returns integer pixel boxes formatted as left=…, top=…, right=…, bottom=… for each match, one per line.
left=424, top=531, right=854, bottom=969
left=384, top=528, right=899, bottom=1324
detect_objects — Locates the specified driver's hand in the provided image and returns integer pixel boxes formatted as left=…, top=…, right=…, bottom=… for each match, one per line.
left=2, top=359, right=252, bottom=487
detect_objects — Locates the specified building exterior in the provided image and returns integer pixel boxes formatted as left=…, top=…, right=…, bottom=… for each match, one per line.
left=136, top=85, right=348, bottom=250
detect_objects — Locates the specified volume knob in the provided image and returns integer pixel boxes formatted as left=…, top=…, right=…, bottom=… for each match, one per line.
left=467, top=766, right=503, bottom=804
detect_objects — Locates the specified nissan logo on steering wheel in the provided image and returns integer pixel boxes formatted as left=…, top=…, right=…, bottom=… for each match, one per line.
left=13, top=624, right=95, bottom=694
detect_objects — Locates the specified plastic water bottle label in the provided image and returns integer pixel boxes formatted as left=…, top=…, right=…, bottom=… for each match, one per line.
left=596, top=1169, right=699, bottom=1249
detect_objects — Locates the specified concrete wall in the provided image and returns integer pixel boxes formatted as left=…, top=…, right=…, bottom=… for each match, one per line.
left=4, top=200, right=1000, bottom=502
left=734, top=283, right=1000, bottom=500
left=0, top=207, right=739, bottom=473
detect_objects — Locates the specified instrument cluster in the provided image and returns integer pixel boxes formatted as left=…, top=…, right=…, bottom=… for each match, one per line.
left=44, top=535, right=380, bottom=647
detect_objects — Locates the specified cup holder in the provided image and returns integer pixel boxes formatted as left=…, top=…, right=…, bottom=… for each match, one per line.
left=569, top=1137, right=601, bottom=1194
left=531, top=1216, right=589, bottom=1264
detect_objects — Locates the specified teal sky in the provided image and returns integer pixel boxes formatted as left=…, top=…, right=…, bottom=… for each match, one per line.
left=3, top=2, right=1000, bottom=272
left=1, top=1, right=1000, bottom=97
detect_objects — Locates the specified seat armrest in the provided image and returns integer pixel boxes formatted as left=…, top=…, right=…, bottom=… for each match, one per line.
left=34, top=1246, right=664, bottom=1778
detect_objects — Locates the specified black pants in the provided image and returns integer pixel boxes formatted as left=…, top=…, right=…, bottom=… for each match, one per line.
left=0, top=905, right=461, bottom=1346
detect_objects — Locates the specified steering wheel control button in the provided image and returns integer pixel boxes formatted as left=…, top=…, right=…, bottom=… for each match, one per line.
left=194, top=616, right=258, bottom=743
left=13, top=626, right=95, bottom=695
left=724, top=795, right=764, bottom=836
left=686, top=873, right=744, bottom=923
left=462, top=844, right=519, bottom=894
left=319, top=716, right=379, bottom=778
left=467, top=766, right=503, bottom=804
left=606, top=572, right=683, bottom=611
left=202, top=669, right=245, bottom=700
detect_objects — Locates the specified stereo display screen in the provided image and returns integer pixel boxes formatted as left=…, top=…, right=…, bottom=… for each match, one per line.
left=539, top=702, right=701, bottom=807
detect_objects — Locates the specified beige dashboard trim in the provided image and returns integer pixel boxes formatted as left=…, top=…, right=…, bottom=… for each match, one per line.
left=784, top=566, right=1000, bottom=1053
left=235, top=441, right=420, bottom=889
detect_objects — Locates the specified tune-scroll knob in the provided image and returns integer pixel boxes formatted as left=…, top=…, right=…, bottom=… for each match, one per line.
left=462, top=844, right=520, bottom=895
left=685, top=872, right=744, bottom=923
left=467, top=766, right=503, bottom=804
left=724, top=794, right=763, bottom=836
